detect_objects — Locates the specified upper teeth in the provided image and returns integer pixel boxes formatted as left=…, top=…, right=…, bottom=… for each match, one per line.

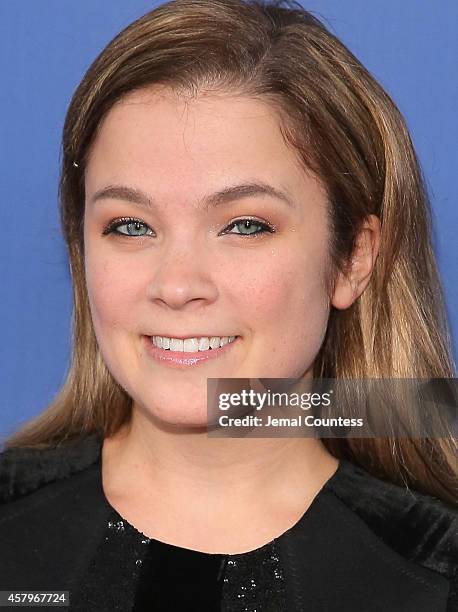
left=152, top=336, right=237, bottom=352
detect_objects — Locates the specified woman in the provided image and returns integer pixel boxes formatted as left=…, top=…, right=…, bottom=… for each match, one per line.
left=0, top=0, right=456, bottom=610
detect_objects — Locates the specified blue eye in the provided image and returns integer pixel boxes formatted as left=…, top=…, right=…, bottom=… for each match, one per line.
left=102, top=217, right=274, bottom=238
left=102, top=217, right=154, bottom=237
left=223, top=218, right=273, bottom=238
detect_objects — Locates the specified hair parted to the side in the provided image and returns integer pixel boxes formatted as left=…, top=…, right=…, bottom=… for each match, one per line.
left=4, top=0, right=456, bottom=505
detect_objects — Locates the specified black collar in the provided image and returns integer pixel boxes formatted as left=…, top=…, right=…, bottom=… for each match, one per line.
left=0, top=433, right=103, bottom=503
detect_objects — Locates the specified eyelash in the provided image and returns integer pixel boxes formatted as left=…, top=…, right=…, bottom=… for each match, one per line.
left=101, top=216, right=275, bottom=239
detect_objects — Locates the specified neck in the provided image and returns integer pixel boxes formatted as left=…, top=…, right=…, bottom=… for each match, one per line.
left=101, top=406, right=339, bottom=553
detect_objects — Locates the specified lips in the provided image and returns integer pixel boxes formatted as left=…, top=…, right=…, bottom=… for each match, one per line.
left=151, top=336, right=237, bottom=352
left=143, top=335, right=239, bottom=367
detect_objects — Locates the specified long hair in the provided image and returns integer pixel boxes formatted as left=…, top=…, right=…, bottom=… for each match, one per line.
left=4, top=0, right=456, bottom=505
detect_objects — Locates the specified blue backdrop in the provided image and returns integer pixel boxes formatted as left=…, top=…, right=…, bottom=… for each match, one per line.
left=1, top=0, right=457, bottom=439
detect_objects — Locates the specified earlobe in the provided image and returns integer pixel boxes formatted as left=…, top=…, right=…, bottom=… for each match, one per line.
left=331, top=273, right=358, bottom=310
left=330, top=215, right=381, bottom=311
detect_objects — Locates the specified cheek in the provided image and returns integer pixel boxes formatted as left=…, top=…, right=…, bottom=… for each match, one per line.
left=84, top=252, right=146, bottom=335
left=232, top=245, right=329, bottom=326
left=233, top=244, right=330, bottom=370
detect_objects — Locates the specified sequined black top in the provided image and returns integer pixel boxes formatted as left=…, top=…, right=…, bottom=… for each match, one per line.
left=75, top=507, right=286, bottom=611
left=0, top=434, right=456, bottom=611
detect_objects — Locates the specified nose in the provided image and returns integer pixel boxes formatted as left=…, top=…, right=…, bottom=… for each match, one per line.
left=145, top=242, right=219, bottom=310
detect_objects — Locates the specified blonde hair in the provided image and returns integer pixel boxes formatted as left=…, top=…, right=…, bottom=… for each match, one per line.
left=5, top=0, right=456, bottom=505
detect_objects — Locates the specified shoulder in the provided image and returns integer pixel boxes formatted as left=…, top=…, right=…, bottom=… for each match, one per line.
left=325, top=459, right=457, bottom=585
left=0, top=434, right=111, bottom=591
left=278, top=458, right=456, bottom=611
left=0, top=433, right=103, bottom=504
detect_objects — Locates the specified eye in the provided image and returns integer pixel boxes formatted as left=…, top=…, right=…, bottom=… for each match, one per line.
left=221, top=218, right=274, bottom=238
left=102, top=217, right=154, bottom=237
left=101, top=216, right=275, bottom=239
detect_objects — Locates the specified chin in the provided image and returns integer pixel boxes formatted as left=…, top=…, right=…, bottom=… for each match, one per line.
left=134, top=393, right=211, bottom=429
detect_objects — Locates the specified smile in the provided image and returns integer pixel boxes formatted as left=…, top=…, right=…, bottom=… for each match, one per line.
left=152, top=335, right=237, bottom=352
left=144, top=335, right=240, bottom=367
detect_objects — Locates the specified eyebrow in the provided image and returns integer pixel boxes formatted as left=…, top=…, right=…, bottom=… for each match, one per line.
left=89, top=181, right=295, bottom=211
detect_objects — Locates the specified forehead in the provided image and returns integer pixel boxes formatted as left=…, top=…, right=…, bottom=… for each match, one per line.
left=85, top=86, right=326, bottom=210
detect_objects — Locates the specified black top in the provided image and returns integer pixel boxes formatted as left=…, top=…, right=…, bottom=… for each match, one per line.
left=74, top=505, right=286, bottom=611
left=0, top=434, right=456, bottom=611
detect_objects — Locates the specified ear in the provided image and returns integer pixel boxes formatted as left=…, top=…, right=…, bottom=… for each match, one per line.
left=331, top=214, right=381, bottom=310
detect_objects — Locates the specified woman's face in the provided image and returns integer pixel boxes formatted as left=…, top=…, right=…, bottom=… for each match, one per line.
left=84, top=86, right=333, bottom=426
